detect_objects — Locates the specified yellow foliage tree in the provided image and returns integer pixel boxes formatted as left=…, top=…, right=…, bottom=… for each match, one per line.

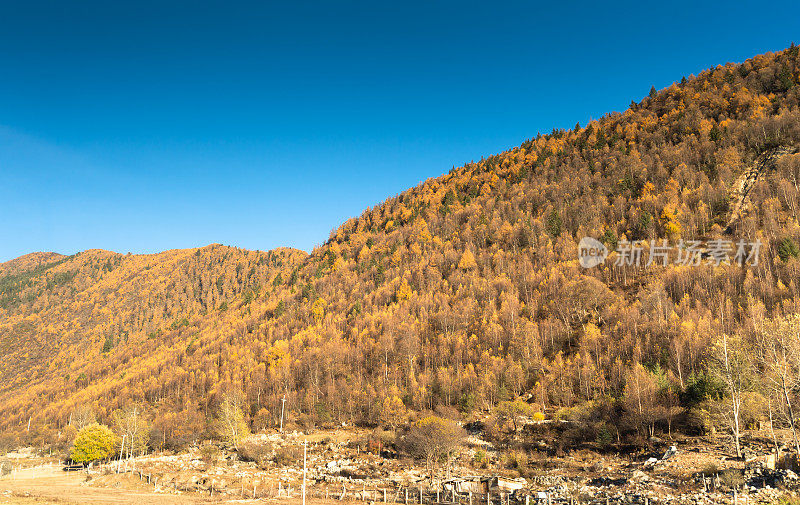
left=458, top=250, right=477, bottom=270
left=380, top=396, right=408, bottom=429
left=71, top=423, right=119, bottom=463
left=396, top=278, right=413, bottom=302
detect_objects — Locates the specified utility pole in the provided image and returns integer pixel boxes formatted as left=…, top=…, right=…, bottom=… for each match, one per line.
left=302, top=440, right=307, bottom=505
left=280, top=395, right=286, bottom=433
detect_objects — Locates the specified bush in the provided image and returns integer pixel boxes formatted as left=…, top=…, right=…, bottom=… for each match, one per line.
left=503, top=450, right=527, bottom=469
left=684, top=407, right=714, bottom=435
left=363, top=428, right=395, bottom=454
left=719, top=468, right=745, bottom=490
left=297, top=413, right=316, bottom=432
left=238, top=440, right=272, bottom=466
left=365, top=436, right=383, bottom=455
left=70, top=424, right=119, bottom=464
left=272, top=445, right=303, bottom=466
left=473, top=450, right=488, bottom=469
left=199, top=443, right=220, bottom=465
left=700, top=463, right=719, bottom=477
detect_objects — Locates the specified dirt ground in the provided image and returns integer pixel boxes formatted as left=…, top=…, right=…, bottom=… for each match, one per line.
left=0, top=466, right=348, bottom=505
left=1, top=427, right=796, bottom=505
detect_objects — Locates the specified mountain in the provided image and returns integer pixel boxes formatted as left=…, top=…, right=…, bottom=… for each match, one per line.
left=3, top=46, right=800, bottom=449
left=0, top=246, right=305, bottom=441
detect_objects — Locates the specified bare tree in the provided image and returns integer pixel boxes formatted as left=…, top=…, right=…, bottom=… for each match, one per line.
left=622, top=363, right=666, bottom=438
left=755, top=314, right=800, bottom=455
left=112, top=404, right=150, bottom=458
left=708, top=332, right=755, bottom=458
left=71, top=404, right=96, bottom=430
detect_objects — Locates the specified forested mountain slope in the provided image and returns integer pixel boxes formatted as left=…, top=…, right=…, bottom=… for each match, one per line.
left=0, top=246, right=304, bottom=436
left=4, top=46, right=800, bottom=448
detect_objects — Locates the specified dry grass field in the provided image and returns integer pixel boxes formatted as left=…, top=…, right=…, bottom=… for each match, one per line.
left=0, top=466, right=359, bottom=505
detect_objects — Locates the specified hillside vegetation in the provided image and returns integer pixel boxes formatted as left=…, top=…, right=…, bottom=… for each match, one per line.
left=4, top=46, right=800, bottom=451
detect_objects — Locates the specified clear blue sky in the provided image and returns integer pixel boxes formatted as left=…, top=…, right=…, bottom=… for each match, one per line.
left=1, top=0, right=798, bottom=262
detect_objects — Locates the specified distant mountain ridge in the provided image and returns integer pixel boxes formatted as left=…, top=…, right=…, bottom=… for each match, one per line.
left=0, top=251, right=65, bottom=277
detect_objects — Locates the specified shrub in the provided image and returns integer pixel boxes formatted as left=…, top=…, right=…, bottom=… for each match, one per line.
left=70, top=424, right=119, bottom=464
left=199, top=443, right=220, bottom=465
left=363, top=428, right=395, bottom=454
left=503, top=450, right=527, bottom=469
left=473, top=450, right=488, bottom=468
left=297, top=412, right=316, bottom=432
left=719, top=468, right=745, bottom=490
left=685, top=407, right=714, bottom=435
left=375, top=428, right=395, bottom=447
left=365, top=434, right=383, bottom=454
left=700, top=463, right=719, bottom=477
left=238, top=440, right=272, bottom=466
left=273, top=445, right=303, bottom=466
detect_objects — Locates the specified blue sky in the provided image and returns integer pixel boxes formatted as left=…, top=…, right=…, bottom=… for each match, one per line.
left=1, top=0, right=798, bottom=261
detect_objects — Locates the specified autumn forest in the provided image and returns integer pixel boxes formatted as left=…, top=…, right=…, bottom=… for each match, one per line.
left=4, top=46, right=800, bottom=456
